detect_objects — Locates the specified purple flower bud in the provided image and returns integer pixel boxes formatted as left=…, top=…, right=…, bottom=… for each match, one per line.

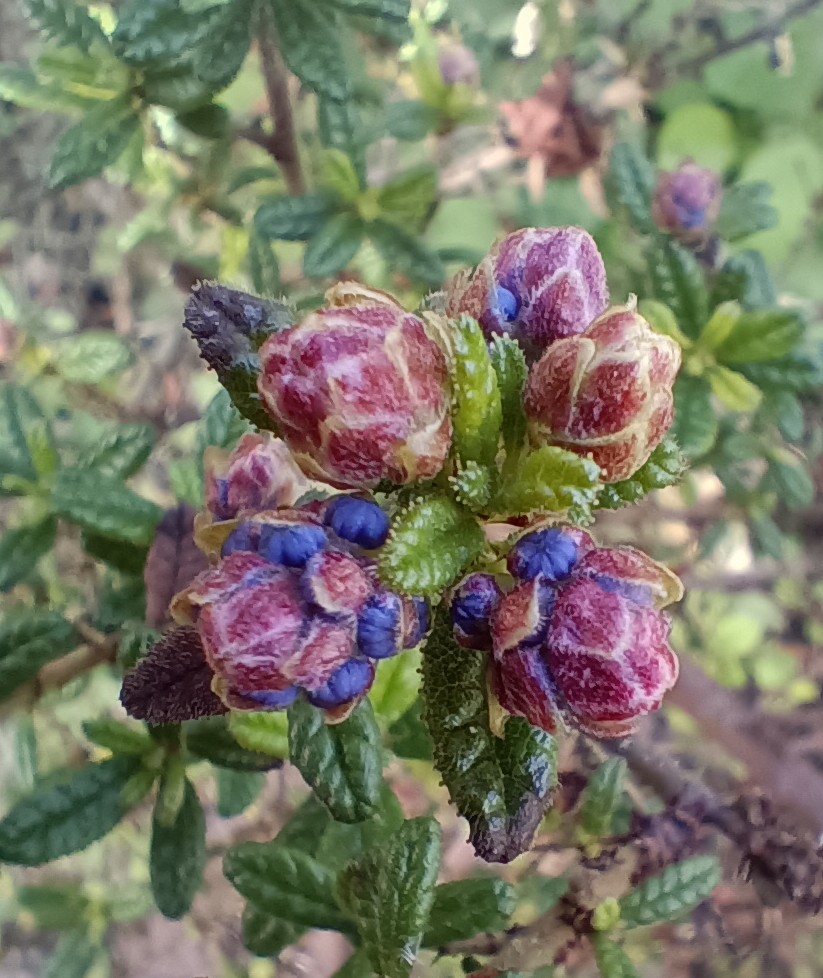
left=357, top=590, right=403, bottom=659
left=507, top=528, right=580, bottom=582
left=306, top=657, right=375, bottom=708
left=324, top=495, right=390, bottom=549
left=651, top=161, right=722, bottom=243
left=450, top=573, right=503, bottom=650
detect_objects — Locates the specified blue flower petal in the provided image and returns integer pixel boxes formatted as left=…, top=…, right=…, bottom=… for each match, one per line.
left=357, top=591, right=403, bottom=659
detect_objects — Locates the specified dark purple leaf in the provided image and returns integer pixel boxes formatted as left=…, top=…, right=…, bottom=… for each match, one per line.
left=144, top=505, right=208, bottom=629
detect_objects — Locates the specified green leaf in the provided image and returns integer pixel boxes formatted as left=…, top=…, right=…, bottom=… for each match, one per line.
left=216, top=768, right=265, bottom=817
left=17, top=883, right=91, bottom=929
left=337, top=817, right=442, bottom=978
left=190, top=0, right=252, bottom=92
left=710, top=251, right=777, bottom=310
left=378, top=496, right=485, bottom=595
left=596, top=437, right=685, bottom=509
left=715, top=182, right=777, bottom=242
left=450, top=315, right=502, bottom=468
left=77, top=422, right=155, bottom=479
left=82, top=718, right=153, bottom=755
left=82, top=532, right=148, bottom=575
left=698, top=301, right=741, bottom=351
left=450, top=460, right=492, bottom=511
left=176, top=102, right=230, bottom=139
left=155, top=753, right=187, bottom=827
left=0, top=756, right=141, bottom=864
left=420, top=611, right=558, bottom=862
left=318, top=97, right=365, bottom=181
left=227, top=709, right=289, bottom=759
left=423, top=877, right=516, bottom=946
left=608, top=143, right=655, bottom=234
left=23, top=0, right=107, bottom=52
left=112, top=0, right=198, bottom=63
left=0, top=610, right=76, bottom=700
left=618, top=855, right=721, bottom=928
left=0, top=383, right=50, bottom=490
left=199, top=388, right=253, bottom=456
left=0, top=518, right=56, bottom=592
left=657, top=102, right=737, bottom=173
left=44, top=932, right=100, bottom=978
left=185, top=716, right=284, bottom=771
left=0, top=64, right=99, bottom=113
left=670, top=375, right=717, bottom=459
left=579, top=759, right=627, bottom=838
left=736, top=354, right=819, bottom=393
left=248, top=230, right=281, bottom=295
left=386, top=99, right=439, bottom=141
left=707, top=365, right=762, bottom=412
left=377, top=166, right=438, bottom=230
left=55, top=331, right=132, bottom=383
left=321, top=148, right=362, bottom=200
left=270, top=0, right=352, bottom=103
left=762, top=454, right=814, bottom=507
left=150, top=778, right=206, bottom=919
left=287, top=698, right=382, bottom=822
left=224, top=843, right=352, bottom=931
left=489, top=335, right=528, bottom=453
left=52, top=467, right=163, bottom=545
left=48, top=98, right=141, bottom=191
left=303, top=213, right=365, bottom=277
left=255, top=193, right=336, bottom=241
left=368, top=647, right=421, bottom=727
left=592, top=934, right=640, bottom=978
left=646, top=237, right=709, bottom=339
left=369, top=219, right=445, bottom=287
left=387, top=702, right=432, bottom=761
left=242, top=903, right=304, bottom=957
left=768, top=390, right=805, bottom=441
left=712, top=309, right=804, bottom=364
left=142, top=65, right=213, bottom=111
left=325, top=0, right=409, bottom=19
left=493, top=446, right=600, bottom=516
left=750, top=513, right=784, bottom=559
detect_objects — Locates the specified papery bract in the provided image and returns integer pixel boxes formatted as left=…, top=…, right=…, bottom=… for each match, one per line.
left=257, top=286, right=451, bottom=489
left=445, top=226, right=608, bottom=361
left=524, top=301, right=681, bottom=482
left=652, top=161, right=722, bottom=243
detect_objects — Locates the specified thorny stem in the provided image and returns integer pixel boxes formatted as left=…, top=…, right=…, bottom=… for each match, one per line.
left=255, top=4, right=305, bottom=195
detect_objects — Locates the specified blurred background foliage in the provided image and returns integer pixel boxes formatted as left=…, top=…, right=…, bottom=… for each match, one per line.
left=2, top=0, right=823, bottom=976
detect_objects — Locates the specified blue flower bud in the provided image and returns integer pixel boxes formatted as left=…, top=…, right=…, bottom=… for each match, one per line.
left=221, top=523, right=256, bottom=557
left=451, top=573, right=502, bottom=638
left=494, top=285, right=520, bottom=323
left=508, top=528, right=578, bottom=582
left=259, top=522, right=326, bottom=568
left=324, top=495, right=390, bottom=549
left=405, top=597, right=430, bottom=648
left=244, top=686, right=300, bottom=708
left=357, top=591, right=403, bottom=659
left=306, top=658, right=374, bottom=708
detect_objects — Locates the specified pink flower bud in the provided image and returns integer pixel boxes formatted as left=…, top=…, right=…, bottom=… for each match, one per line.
left=652, top=161, right=722, bottom=243
left=489, top=532, right=682, bottom=739
left=524, top=301, right=681, bottom=482
left=204, top=432, right=308, bottom=522
left=258, top=291, right=452, bottom=489
left=445, top=227, right=608, bottom=361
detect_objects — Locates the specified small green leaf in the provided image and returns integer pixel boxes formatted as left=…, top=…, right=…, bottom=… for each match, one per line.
left=270, top=0, right=352, bottom=103
left=0, top=64, right=99, bottom=113
left=77, top=423, right=155, bottom=479
left=670, top=375, right=717, bottom=459
left=579, top=759, right=627, bottom=838
left=176, top=102, right=230, bottom=139
left=51, top=467, right=163, bottom=545
left=303, top=213, right=365, bottom=277
left=450, top=315, right=502, bottom=468
left=710, top=251, right=776, bottom=310
left=255, top=193, right=336, bottom=241
left=44, top=932, right=100, bottom=978
left=337, top=817, right=442, bottom=978
left=715, top=182, right=777, bottom=242
left=242, top=903, right=304, bottom=957
left=450, top=460, right=492, bottom=511
left=493, top=446, right=600, bottom=516
left=369, top=219, right=445, bottom=288
left=190, top=0, right=252, bottom=92
left=216, top=768, right=265, bottom=817
left=596, top=437, right=685, bottom=509
left=378, top=496, right=485, bottom=595
left=321, top=148, right=362, bottom=200
left=608, top=143, right=655, bottom=234
left=707, top=365, right=762, bottom=411
left=638, top=299, right=692, bottom=348
left=227, top=709, right=289, bottom=759
left=0, top=383, right=50, bottom=490
left=736, top=354, right=819, bottom=393
left=377, top=166, right=438, bottom=230
left=325, top=0, right=409, bottom=19
left=712, top=309, right=804, bottom=364
left=0, top=610, right=76, bottom=700
left=0, top=518, right=56, bottom=592
left=423, top=877, right=516, bottom=946
left=387, top=702, right=432, bottom=761
left=318, top=97, right=365, bottom=181
left=592, top=934, right=640, bottom=978
left=82, top=718, right=153, bottom=755
left=17, top=883, right=91, bottom=929
left=489, top=335, right=528, bottom=453
left=23, top=0, right=107, bottom=52
left=112, top=0, right=198, bottom=63
left=248, top=230, right=281, bottom=295
left=386, top=99, right=439, bottom=141
left=698, top=301, right=741, bottom=351
left=224, top=843, right=352, bottom=931
left=618, top=855, right=721, bottom=928
left=56, top=331, right=132, bottom=383
left=750, top=513, right=784, bottom=559
left=48, top=98, right=141, bottom=191
left=150, top=778, right=206, bottom=919
left=185, top=716, right=284, bottom=771
left=421, top=611, right=558, bottom=862
left=768, top=390, right=805, bottom=441
left=0, top=756, right=141, bottom=864
left=761, top=454, right=814, bottom=507
left=287, top=698, right=382, bottom=822
left=369, top=647, right=421, bottom=727
left=198, top=388, right=253, bottom=458
left=646, top=237, right=709, bottom=339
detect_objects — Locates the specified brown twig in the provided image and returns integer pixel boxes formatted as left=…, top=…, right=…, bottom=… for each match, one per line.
left=255, top=5, right=305, bottom=195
